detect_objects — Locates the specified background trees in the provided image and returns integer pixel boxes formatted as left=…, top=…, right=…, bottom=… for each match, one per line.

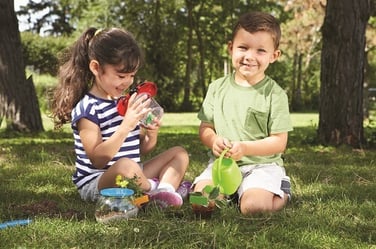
left=5, top=0, right=376, bottom=147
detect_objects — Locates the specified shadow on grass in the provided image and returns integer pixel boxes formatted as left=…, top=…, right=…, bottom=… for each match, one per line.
left=0, top=127, right=208, bottom=222
left=0, top=160, right=91, bottom=220
left=0, top=126, right=376, bottom=248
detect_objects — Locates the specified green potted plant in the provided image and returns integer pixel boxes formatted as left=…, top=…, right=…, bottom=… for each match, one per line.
left=189, top=185, right=225, bottom=218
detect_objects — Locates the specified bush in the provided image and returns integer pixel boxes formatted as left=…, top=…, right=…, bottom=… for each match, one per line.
left=28, top=72, right=57, bottom=113
left=21, top=32, right=72, bottom=75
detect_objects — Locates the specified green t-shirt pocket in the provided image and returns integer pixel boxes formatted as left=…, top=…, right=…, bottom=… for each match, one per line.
left=245, top=107, right=268, bottom=137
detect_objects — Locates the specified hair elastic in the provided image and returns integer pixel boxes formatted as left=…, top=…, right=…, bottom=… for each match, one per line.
left=94, top=28, right=103, bottom=36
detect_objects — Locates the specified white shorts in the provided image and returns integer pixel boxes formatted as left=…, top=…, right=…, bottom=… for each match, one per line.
left=193, top=160, right=286, bottom=198
left=78, top=174, right=102, bottom=202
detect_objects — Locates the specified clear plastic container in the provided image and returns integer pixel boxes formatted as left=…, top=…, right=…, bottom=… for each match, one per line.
left=139, top=95, right=164, bottom=126
left=95, top=188, right=139, bottom=223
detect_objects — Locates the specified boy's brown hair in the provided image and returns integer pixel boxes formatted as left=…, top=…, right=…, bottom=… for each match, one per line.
left=231, top=11, right=281, bottom=49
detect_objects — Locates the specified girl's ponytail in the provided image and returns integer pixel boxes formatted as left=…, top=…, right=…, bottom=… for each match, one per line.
left=51, top=27, right=98, bottom=129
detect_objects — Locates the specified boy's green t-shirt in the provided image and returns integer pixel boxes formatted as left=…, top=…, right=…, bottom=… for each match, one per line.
left=198, top=73, right=293, bottom=166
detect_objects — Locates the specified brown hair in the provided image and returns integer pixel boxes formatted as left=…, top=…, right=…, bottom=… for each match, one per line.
left=231, top=11, right=281, bottom=49
left=51, top=28, right=143, bottom=128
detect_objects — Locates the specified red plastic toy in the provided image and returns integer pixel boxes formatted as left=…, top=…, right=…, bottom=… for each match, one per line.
left=117, top=81, right=158, bottom=116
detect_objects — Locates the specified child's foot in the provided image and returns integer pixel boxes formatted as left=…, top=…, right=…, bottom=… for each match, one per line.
left=176, top=181, right=192, bottom=200
left=281, top=176, right=291, bottom=201
left=148, top=189, right=183, bottom=208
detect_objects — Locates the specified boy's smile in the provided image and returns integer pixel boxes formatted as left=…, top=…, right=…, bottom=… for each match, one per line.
left=228, top=28, right=280, bottom=86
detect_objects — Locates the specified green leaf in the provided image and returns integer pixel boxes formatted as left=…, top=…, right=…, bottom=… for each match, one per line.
left=202, top=185, right=215, bottom=195
left=208, top=186, right=220, bottom=200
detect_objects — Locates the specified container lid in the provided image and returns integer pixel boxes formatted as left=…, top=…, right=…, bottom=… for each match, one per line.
left=137, top=81, right=157, bottom=97
left=100, top=188, right=134, bottom=197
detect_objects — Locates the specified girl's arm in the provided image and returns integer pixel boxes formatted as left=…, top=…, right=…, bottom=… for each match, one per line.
left=139, top=119, right=160, bottom=155
left=78, top=94, right=150, bottom=169
left=78, top=118, right=134, bottom=168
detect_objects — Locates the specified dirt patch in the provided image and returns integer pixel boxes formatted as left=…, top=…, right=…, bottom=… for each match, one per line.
left=10, top=200, right=85, bottom=220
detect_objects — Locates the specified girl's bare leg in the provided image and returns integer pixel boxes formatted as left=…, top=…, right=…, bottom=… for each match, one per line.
left=143, top=146, right=189, bottom=189
left=98, top=157, right=152, bottom=191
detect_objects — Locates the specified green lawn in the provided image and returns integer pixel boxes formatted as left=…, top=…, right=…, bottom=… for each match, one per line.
left=0, top=112, right=375, bottom=249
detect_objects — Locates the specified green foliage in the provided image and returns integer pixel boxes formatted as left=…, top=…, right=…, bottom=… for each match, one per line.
left=21, top=32, right=71, bottom=75
left=29, top=71, right=57, bottom=113
left=16, top=1, right=376, bottom=114
left=16, top=0, right=82, bottom=35
left=17, top=0, right=298, bottom=112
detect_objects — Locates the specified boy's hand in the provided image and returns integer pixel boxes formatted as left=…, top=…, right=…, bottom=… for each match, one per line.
left=227, top=141, right=244, bottom=161
left=212, top=137, right=232, bottom=157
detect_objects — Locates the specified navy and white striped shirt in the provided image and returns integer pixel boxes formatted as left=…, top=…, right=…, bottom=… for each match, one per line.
left=71, top=93, right=141, bottom=189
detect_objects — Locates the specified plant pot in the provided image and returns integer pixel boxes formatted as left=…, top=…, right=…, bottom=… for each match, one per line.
left=189, top=193, right=216, bottom=218
left=191, top=201, right=216, bottom=218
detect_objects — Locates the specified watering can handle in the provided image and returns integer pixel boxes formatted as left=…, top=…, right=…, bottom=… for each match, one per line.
left=216, top=149, right=229, bottom=183
left=218, top=149, right=228, bottom=165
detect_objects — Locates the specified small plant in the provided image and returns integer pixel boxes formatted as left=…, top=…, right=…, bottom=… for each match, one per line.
left=115, top=175, right=149, bottom=207
left=189, top=185, right=219, bottom=205
left=115, top=175, right=143, bottom=196
left=189, top=185, right=226, bottom=218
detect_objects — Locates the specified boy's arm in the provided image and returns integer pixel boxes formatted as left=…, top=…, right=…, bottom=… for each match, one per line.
left=199, top=122, right=232, bottom=157
left=228, top=132, right=288, bottom=161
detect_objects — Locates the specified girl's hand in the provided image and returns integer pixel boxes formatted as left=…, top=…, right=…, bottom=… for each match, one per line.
left=121, top=93, right=151, bottom=130
left=140, top=117, right=161, bottom=131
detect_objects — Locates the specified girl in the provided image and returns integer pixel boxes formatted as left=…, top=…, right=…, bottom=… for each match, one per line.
left=51, top=27, right=189, bottom=208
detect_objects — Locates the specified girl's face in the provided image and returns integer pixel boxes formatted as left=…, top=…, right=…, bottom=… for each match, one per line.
left=89, top=61, right=137, bottom=99
left=228, top=28, right=280, bottom=85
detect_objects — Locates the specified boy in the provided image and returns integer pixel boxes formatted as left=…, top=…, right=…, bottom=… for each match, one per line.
left=193, top=11, right=293, bottom=215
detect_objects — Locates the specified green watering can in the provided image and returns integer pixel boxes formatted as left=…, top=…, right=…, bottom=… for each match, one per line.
left=212, top=149, right=242, bottom=195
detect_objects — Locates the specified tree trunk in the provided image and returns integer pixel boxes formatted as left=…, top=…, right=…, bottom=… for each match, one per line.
left=194, top=2, right=206, bottom=104
left=292, top=52, right=303, bottom=111
left=0, top=0, right=43, bottom=132
left=180, top=0, right=194, bottom=111
left=318, top=0, right=370, bottom=148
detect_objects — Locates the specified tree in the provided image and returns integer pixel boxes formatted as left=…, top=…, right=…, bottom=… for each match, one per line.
left=0, top=0, right=43, bottom=132
left=16, top=0, right=82, bottom=36
left=180, top=0, right=195, bottom=111
left=318, top=0, right=371, bottom=148
left=17, top=0, right=293, bottom=112
left=281, top=0, right=325, bottom=111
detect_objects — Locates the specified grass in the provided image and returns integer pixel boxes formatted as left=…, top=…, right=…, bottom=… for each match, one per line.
left=0, top=113, right=375, bottom=249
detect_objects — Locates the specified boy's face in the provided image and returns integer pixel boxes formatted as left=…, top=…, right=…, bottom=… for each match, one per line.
left=228, top=27, right=280, bottom=85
